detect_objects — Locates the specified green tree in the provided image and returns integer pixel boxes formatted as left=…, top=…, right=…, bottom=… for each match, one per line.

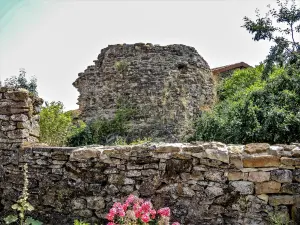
left=39, top=101, right=85, bottom=146
left=194, top=63, right=300, bottom=144
left=243, top=0, right=300, bottom=77
left=4, top=68, right=38, bottom=95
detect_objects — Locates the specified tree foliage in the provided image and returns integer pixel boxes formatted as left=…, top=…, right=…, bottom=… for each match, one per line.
left=243, top=0, right=300, bottom=77
left=4, top=69, right=38, bottom=95
left=195, top=62, right=300, bottom=144
left=39, top=102, right=85, bottom=146
left=193, top=0, right=300, bottom=144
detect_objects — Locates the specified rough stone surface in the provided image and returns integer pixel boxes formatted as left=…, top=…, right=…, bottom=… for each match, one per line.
left=73, top=43, right=215, bottom=142
left=269, top=195, right=294, bottom=206
left=230, top=181, right=254, bottom=195
left=255, top=181, right=281, bottom=194
left=270, top=170, right=292, bottom=183
left=0, top=88, right=42, bottom=148
left=1, top=139, right=300, bottom=224
left=248, top=171, right=270, bottom=183
left=243, top=155, right=280, bottom=168
left=244, top=143, right=270, bottom=154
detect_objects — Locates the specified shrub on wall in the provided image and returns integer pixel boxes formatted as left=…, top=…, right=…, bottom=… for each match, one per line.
left=39, top=101, right=85, bottom=146
left=67, top=106, right=136, bottom=147
left=4, top=69, right=38, bottom=96
left=194, top=61, right=300, bottom=144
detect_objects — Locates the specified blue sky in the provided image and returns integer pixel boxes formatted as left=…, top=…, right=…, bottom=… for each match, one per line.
left=0, top=0, right=275, bottom=110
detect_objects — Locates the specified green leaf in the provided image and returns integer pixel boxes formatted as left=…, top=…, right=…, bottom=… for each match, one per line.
left=11, top=203, right=20, bottom=210
left=4, top=215, right=18, bottom=224
left=25, top=217, right=43, bottom=225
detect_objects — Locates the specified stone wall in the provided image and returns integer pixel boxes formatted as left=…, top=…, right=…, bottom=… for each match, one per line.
left=1, top=142, right=300, bottom=225
left=0, top=87, right=43, bottom=148
left=73, top=43, right=215, bottom=141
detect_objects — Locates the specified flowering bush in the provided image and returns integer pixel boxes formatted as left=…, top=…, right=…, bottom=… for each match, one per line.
left=106, top=195, right=180, bottom=225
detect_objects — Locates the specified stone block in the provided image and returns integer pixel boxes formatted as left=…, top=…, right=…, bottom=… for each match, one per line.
left=257, top=194, right=268, bottom=203
left=243, top=155, right=280, bottom=168
left=248, top=171, right=270, bottom=182
left=74, top=209, right=93, bottom=218
left=270, top=170, right=292, bottom=183
left=141, top=169, right=159, bottom=176
left=281, top=183, right=300, bottom=194
left=293, top=169, right=300, bottom=182
left=269, top=145, right=284, bottom=155
left=227, top=145, right=244, bottom=154
left=255, top=181, right=281, bottom=194
left=205, top=186, right=224, bottom=198
left=7, top=129, right=29, bottom=139
left=155, top=144, right=181, bottom=153
left=228, top=172, right=248, bottom=181
left=103, top=168, right=119, bottom=174
left=71, top=198, right=86, bottom=209
left=292, top=147, right=300, bottom=157
left=70, top=148, right=100, bottom=160
left=230, top=181, right=254, bottom=195
left=86, top=196, right=105, bottom=210
left=204, top=171, right=224, bottom=182
left=11, top=114, right=28, bottom=122
left=205, top=147, right=229, bottom=163
left=281, top=157, right=294, bottom=166
left=269, top=195, right=294, bottom=206
left=126, top=170, right=141, bottom=177
left=229, top=155, right=243, bottom=169
left=245, top=143, right=270, bottom=154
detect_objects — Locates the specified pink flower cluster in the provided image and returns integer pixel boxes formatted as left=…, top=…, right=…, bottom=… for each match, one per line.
left=106, top=194, right=180, bottom=225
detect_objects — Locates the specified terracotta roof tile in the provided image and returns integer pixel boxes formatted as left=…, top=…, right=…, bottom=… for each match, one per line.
left=212, top=62, right=251, bottom=75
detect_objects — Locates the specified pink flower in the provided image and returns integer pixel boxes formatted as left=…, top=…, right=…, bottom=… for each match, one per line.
left=113, top=202, right=122, bottom=208
left=109, top=207, right=117, bottom=215
left=150, top=209, right=156, bottom=219
left=107, top=223, right=115, bottom=225
left=122, top=203, right=129, bottom=211
left=118, top=209, right=125, bottom=217
left=133, top=203, right=141, bottom=211
left=172, top=223, right=180, bottom=225
left=134, top=209, right=142, bottom=219
left=106, top=213, right=115, bottom=221
left=125, top=194, right=136, bottom=204
left=157, top=207, right=170, bottom=217
left=141, top=201, right=152, bottom=212
left=141, top=213, right=150, bottom=223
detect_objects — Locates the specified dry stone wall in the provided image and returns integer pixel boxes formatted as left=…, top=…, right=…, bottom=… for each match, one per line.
left=73, top=43, right=215, bottom=141
left=1, top=88, right=300, bottom=225
left=2, top=142, right=300, bottom=225
left=0, top=87, right=43, bottom=148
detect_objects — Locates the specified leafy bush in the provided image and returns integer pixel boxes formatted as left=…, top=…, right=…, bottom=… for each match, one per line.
left=67, top=107, right=135, bottom=147
left=194, top=62, right=300, bottom=144
left=4, top=69, right=38, bottom=96
left=39, top=102, right=85, bottom=146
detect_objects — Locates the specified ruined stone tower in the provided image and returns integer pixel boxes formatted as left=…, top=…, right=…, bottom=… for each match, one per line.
left=73, top=43, right=215, bottom=141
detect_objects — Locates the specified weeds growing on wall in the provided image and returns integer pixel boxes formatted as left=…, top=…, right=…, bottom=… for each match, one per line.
left=115, top=60, right=129, bottom=73
left=67, top=106, right=136, bottom=146
left=3, top=164, right=42, bottom=225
